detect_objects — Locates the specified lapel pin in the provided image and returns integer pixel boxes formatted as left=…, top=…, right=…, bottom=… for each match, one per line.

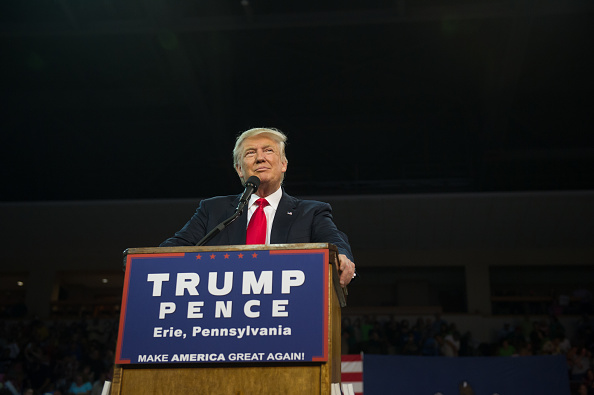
left=287, top=211, right=293, bottom=215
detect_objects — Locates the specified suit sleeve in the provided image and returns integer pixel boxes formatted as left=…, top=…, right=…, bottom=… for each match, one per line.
left=159, top=201, right=209, bottom=247
left=310, top=202, right=354, bottom=262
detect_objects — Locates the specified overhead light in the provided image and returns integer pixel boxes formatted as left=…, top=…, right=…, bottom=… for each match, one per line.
left=17, top=281, right=24, bottom=287
left=102, top=278, right=109, bottom=284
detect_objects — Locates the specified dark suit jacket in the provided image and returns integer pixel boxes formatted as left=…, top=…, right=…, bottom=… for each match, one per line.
left=160, top=190, right=354, bottom=261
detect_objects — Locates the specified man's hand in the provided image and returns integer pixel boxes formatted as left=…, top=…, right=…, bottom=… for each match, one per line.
left=338, top=254, right=356, bottom=287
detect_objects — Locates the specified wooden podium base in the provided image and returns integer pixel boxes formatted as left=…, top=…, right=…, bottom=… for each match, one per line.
left=111, top=363, right=335, bottom=395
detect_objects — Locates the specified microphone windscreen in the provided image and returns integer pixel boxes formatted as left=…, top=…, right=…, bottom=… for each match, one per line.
left=245, top=176, right=260, bottom=191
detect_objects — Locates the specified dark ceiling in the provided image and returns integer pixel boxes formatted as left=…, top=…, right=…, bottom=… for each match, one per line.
left=1, top=0, right=593, bottom=202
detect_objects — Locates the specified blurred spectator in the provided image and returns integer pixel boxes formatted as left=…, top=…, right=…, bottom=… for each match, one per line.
left=518, top=342, right=533, bottom=356
left=341, top=318, right=359, bottom=354
left=459, top=380, right=475, bottom=395
left=518, top=314, right=532, bottom=342
left=573, top=288, right=593, bottom=315
left=570, top=348, right=592, bottom=383
left=574, top=315, right=593, bottom=349
left=559, top=334, right=573, bottom=354
left=67, top=372, right=92, bottom=395
left=530, top=320, right=547, bottom=352
left=550, top=316, right=566, bottom=339
left=429, top=314, right=447, bottom=337
left=360, top=317, right=374, bottom=345
left=90, top=370, right=109, bottom=395
left=441, top=331, right=461, bottom=357
left=383, top=318, right=400, bottom=354
left=351, top=318, right=363, bottom=347
left=341, top=329, right=351, bottom=355
left=582, top=368, right=594, bottom=389
left=1, top=373, right=21, bottom=395
left=498, top=323, right=514, bottom=341
left=401, top=333, right=419, bottom=355
left=421, top=334, right=441, bottom=356
left=497, top=339, right=517, bottom=357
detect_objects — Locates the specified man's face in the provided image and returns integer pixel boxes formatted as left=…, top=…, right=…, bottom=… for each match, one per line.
left=235, top=135, right=287, bottom=191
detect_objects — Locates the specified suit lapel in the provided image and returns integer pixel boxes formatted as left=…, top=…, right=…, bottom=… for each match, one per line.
left=270, top=192, right=298, bottom=244
left=226, top=195, right=247, bottom=245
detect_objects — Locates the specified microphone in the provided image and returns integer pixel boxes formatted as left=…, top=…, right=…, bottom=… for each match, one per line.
left=196, top=175, right=260, bottom=246
left=235, top=176, right=260, bottom=214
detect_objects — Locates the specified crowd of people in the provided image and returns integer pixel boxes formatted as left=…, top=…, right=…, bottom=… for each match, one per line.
left=342, top=314, right=471, bottom=357
left=342, top=313, right=594, bottom=394
left=1, top=312, right=593, bottom=394
left=0, top=316, right=117, bottom=395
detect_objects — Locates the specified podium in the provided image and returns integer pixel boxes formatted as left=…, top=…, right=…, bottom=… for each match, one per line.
left=111, top=243, right=347, bottom=395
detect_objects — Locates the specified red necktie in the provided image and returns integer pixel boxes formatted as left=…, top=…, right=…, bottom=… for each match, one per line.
left=246, top=198, right=269, bottom=245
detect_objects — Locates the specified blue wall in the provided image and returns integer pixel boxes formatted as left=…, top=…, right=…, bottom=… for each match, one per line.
left=364, top=355, right=569, bottom=395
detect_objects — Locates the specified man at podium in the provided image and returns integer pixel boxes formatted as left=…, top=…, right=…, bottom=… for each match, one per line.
left=160, top=127, right=356, bottom=287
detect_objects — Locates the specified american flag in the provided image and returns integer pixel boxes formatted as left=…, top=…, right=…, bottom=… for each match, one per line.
left=341, top=354, right=363, bottom=395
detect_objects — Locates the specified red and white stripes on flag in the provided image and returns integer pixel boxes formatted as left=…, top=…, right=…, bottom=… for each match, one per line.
left=341, top=354, right=363, bottom=395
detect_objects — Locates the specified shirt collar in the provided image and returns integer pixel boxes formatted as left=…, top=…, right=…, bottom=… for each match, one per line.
left=249, top=187, right=282, bottom=210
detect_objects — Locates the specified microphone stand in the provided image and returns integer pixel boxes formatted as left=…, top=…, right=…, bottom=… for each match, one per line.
left=195, top=210, right=244, bottom=246
left=195, top=176, right=259, bottom=246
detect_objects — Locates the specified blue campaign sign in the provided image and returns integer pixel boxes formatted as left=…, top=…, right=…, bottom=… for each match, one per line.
left=115, top=248, right=329, bottom=365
